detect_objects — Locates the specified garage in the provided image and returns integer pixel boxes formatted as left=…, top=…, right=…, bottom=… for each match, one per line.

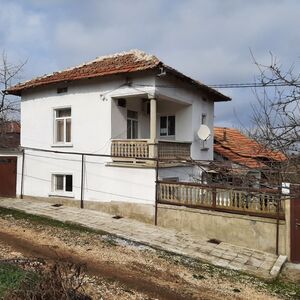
left=0, top=157, right=17, bottom=197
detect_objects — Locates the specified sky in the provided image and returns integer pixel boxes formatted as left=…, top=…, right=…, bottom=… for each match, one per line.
left=1, top=0, right=300, bottom=127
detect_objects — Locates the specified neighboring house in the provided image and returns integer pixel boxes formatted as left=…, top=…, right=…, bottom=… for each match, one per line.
left=0, top=121, right=22, bottom=198
left=6, top=50, right=230, bottom=221
left=0, top=121, right=20, bottom=150
left=213, top=127, right=286, bottom=188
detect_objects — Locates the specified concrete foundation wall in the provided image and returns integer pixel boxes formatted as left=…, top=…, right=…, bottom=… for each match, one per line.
left=157, top=204, right=287, bottom=255
left=24, top=196, right=155, bottom=224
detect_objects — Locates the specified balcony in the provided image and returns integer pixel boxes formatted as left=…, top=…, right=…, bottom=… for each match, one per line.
left=111, top=139, right=191, bottom=164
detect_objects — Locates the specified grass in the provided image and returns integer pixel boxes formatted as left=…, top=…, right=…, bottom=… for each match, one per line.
left=0, top=206, right=107, bottom=236
left=158, top=250, right=300, bottom=300
left=0, top=263, right=32, bottom=299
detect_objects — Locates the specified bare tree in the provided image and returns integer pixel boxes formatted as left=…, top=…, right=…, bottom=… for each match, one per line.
left=0, top=51, right=26, bottom=132
left=250, top=53, right=300, bottom=184
left=250, top=53, right=300, bottom=155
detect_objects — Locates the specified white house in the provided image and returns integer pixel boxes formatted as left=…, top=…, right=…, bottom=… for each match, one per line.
left=7, top=50, right=230, bottom=222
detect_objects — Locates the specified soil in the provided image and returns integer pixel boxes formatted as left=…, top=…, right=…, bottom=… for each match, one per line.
left=0, top=211, right=286, bottom=300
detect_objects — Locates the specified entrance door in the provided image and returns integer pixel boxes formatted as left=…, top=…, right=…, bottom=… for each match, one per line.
left=291, top=191, right=300, bottom=262
left=0, top=157, right=17, bottom=198
left=127, top=110, right=138, bottom=139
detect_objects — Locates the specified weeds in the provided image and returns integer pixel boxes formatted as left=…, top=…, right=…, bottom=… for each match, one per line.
left=4, top=261, right=92, bottom=300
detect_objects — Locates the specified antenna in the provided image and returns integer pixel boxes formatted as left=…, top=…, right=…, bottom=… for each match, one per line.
left=197, top=125, right=211, bottom=141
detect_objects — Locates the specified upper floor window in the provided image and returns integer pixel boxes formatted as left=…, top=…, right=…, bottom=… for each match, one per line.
left=160, top=115, right=175, bottom=136
left=127, top=110, right=138, bottom=139
left=54, top=108, right=71, bottom=144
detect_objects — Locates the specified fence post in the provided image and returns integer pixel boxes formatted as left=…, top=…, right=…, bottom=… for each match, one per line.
left=212, top=187, right=216, bottom=208
left=80, top=154, right=85, bottom=209
left=20, top=149, right=25, bottom=199
left=154, top=156, right=159, bottom=226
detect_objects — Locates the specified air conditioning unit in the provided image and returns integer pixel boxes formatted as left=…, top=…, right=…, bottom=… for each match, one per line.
left=117, top=98, right=126, bottom=108
left=142, top=100, right=150, bottom=114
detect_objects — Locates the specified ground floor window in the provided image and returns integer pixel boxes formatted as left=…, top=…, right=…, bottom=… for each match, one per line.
left=52, top=174, right=73, bottom=193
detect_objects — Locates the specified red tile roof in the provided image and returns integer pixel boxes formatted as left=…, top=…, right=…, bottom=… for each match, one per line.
left=6, top=50, right=230, bottom=102
left=0, top=121, right=20, bottom=134
left=214, top=127, right=286, bottom=168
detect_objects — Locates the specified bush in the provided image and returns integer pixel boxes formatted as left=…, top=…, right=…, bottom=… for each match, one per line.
left=4, top=261, right=92, bottom=300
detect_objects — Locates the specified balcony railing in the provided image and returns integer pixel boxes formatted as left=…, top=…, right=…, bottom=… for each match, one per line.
left=158, top=140, right=191, bottom=160
left=111, top=139, right=149, bottom=159
left=111, top=139, right=191, bottom=162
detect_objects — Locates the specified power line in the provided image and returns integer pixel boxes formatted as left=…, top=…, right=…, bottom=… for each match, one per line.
left=208, top=82, right=300, bottom=89
left=132, top=81, right=300, bottom=89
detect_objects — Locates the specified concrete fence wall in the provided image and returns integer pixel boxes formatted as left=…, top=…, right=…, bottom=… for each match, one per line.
left=157, top=204, right=288, bottom=255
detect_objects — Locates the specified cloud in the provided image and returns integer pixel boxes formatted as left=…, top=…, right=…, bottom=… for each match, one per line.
left=1, top=0, right=300, bottom=127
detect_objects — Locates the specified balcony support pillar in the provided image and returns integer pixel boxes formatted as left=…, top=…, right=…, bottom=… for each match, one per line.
left=149, top=97, right=157, bottom=159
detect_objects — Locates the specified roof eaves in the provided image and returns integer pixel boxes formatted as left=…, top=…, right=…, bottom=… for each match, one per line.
left=163, top=64, right=231, bottom=102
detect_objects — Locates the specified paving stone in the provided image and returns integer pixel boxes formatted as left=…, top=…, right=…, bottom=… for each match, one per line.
left=246, top=257, right=263, bottom=268
left=209, top=249, right=224, bottom=258
left=213, top=258, right=230, bottom=268
left=227, top=261, right=243, bottom=271
left=222, top=253, right=238, bottom=261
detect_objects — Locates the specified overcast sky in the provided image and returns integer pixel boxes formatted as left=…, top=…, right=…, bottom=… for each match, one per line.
left=1, top=0, right=300, bottom=127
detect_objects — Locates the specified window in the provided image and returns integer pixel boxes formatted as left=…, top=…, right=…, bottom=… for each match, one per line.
left=57, top=87, right=68, bottom=94
left=160, top=115, right=175, bottom=136
left=127, top=110, right=138, bottom=139
left=54, top=108, right=71, bottom=144
left=201, top=113, right=207, bottom=125
left=52, top=174, right=73, bottom=193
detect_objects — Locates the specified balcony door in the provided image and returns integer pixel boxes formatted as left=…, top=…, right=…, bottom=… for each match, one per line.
left=127, top=110, right=138, bottom=139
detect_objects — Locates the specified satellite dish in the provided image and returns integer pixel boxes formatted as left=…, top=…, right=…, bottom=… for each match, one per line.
left=197, top=125, right=211, bottom=141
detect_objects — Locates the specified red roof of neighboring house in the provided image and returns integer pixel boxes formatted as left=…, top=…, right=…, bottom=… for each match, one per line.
left=1, top=121, right=20, bottom=134
left=214, top=127, right=286, bottom=168
left=6, top=50, right=230, bottom=102
left=0, top=133, right=20, bottom=150
left=0, top=122, right=20, bottom=150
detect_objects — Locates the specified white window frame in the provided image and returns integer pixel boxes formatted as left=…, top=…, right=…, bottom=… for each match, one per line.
left=53, top=107, right=72, bottom=146
left=160, top=115, right=175, bottom=137
left=49, top=172, right=74, bottom=198
left=127, top=110, right=139, bottom=139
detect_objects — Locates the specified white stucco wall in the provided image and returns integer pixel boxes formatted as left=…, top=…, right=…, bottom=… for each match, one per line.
left=22, top=149, right=156, bottom=205
left=20, top=71, right=220, bottom=205
left=155, top=76, right=215, bottom=160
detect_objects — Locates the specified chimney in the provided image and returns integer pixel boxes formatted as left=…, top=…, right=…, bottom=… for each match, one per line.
left=223, top=128, right=227, bottom=141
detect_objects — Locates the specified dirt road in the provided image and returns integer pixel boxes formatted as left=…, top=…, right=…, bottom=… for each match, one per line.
left=0, top=208, right=287, bottom=299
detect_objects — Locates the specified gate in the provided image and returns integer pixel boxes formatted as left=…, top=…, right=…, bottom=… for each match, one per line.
left=0, top=157, right=17, bottom=198
left=291, top=189, right=300, bottom=262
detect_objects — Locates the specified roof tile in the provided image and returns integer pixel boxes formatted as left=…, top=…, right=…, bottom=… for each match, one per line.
left=214, top=127, right=286, bottom=168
